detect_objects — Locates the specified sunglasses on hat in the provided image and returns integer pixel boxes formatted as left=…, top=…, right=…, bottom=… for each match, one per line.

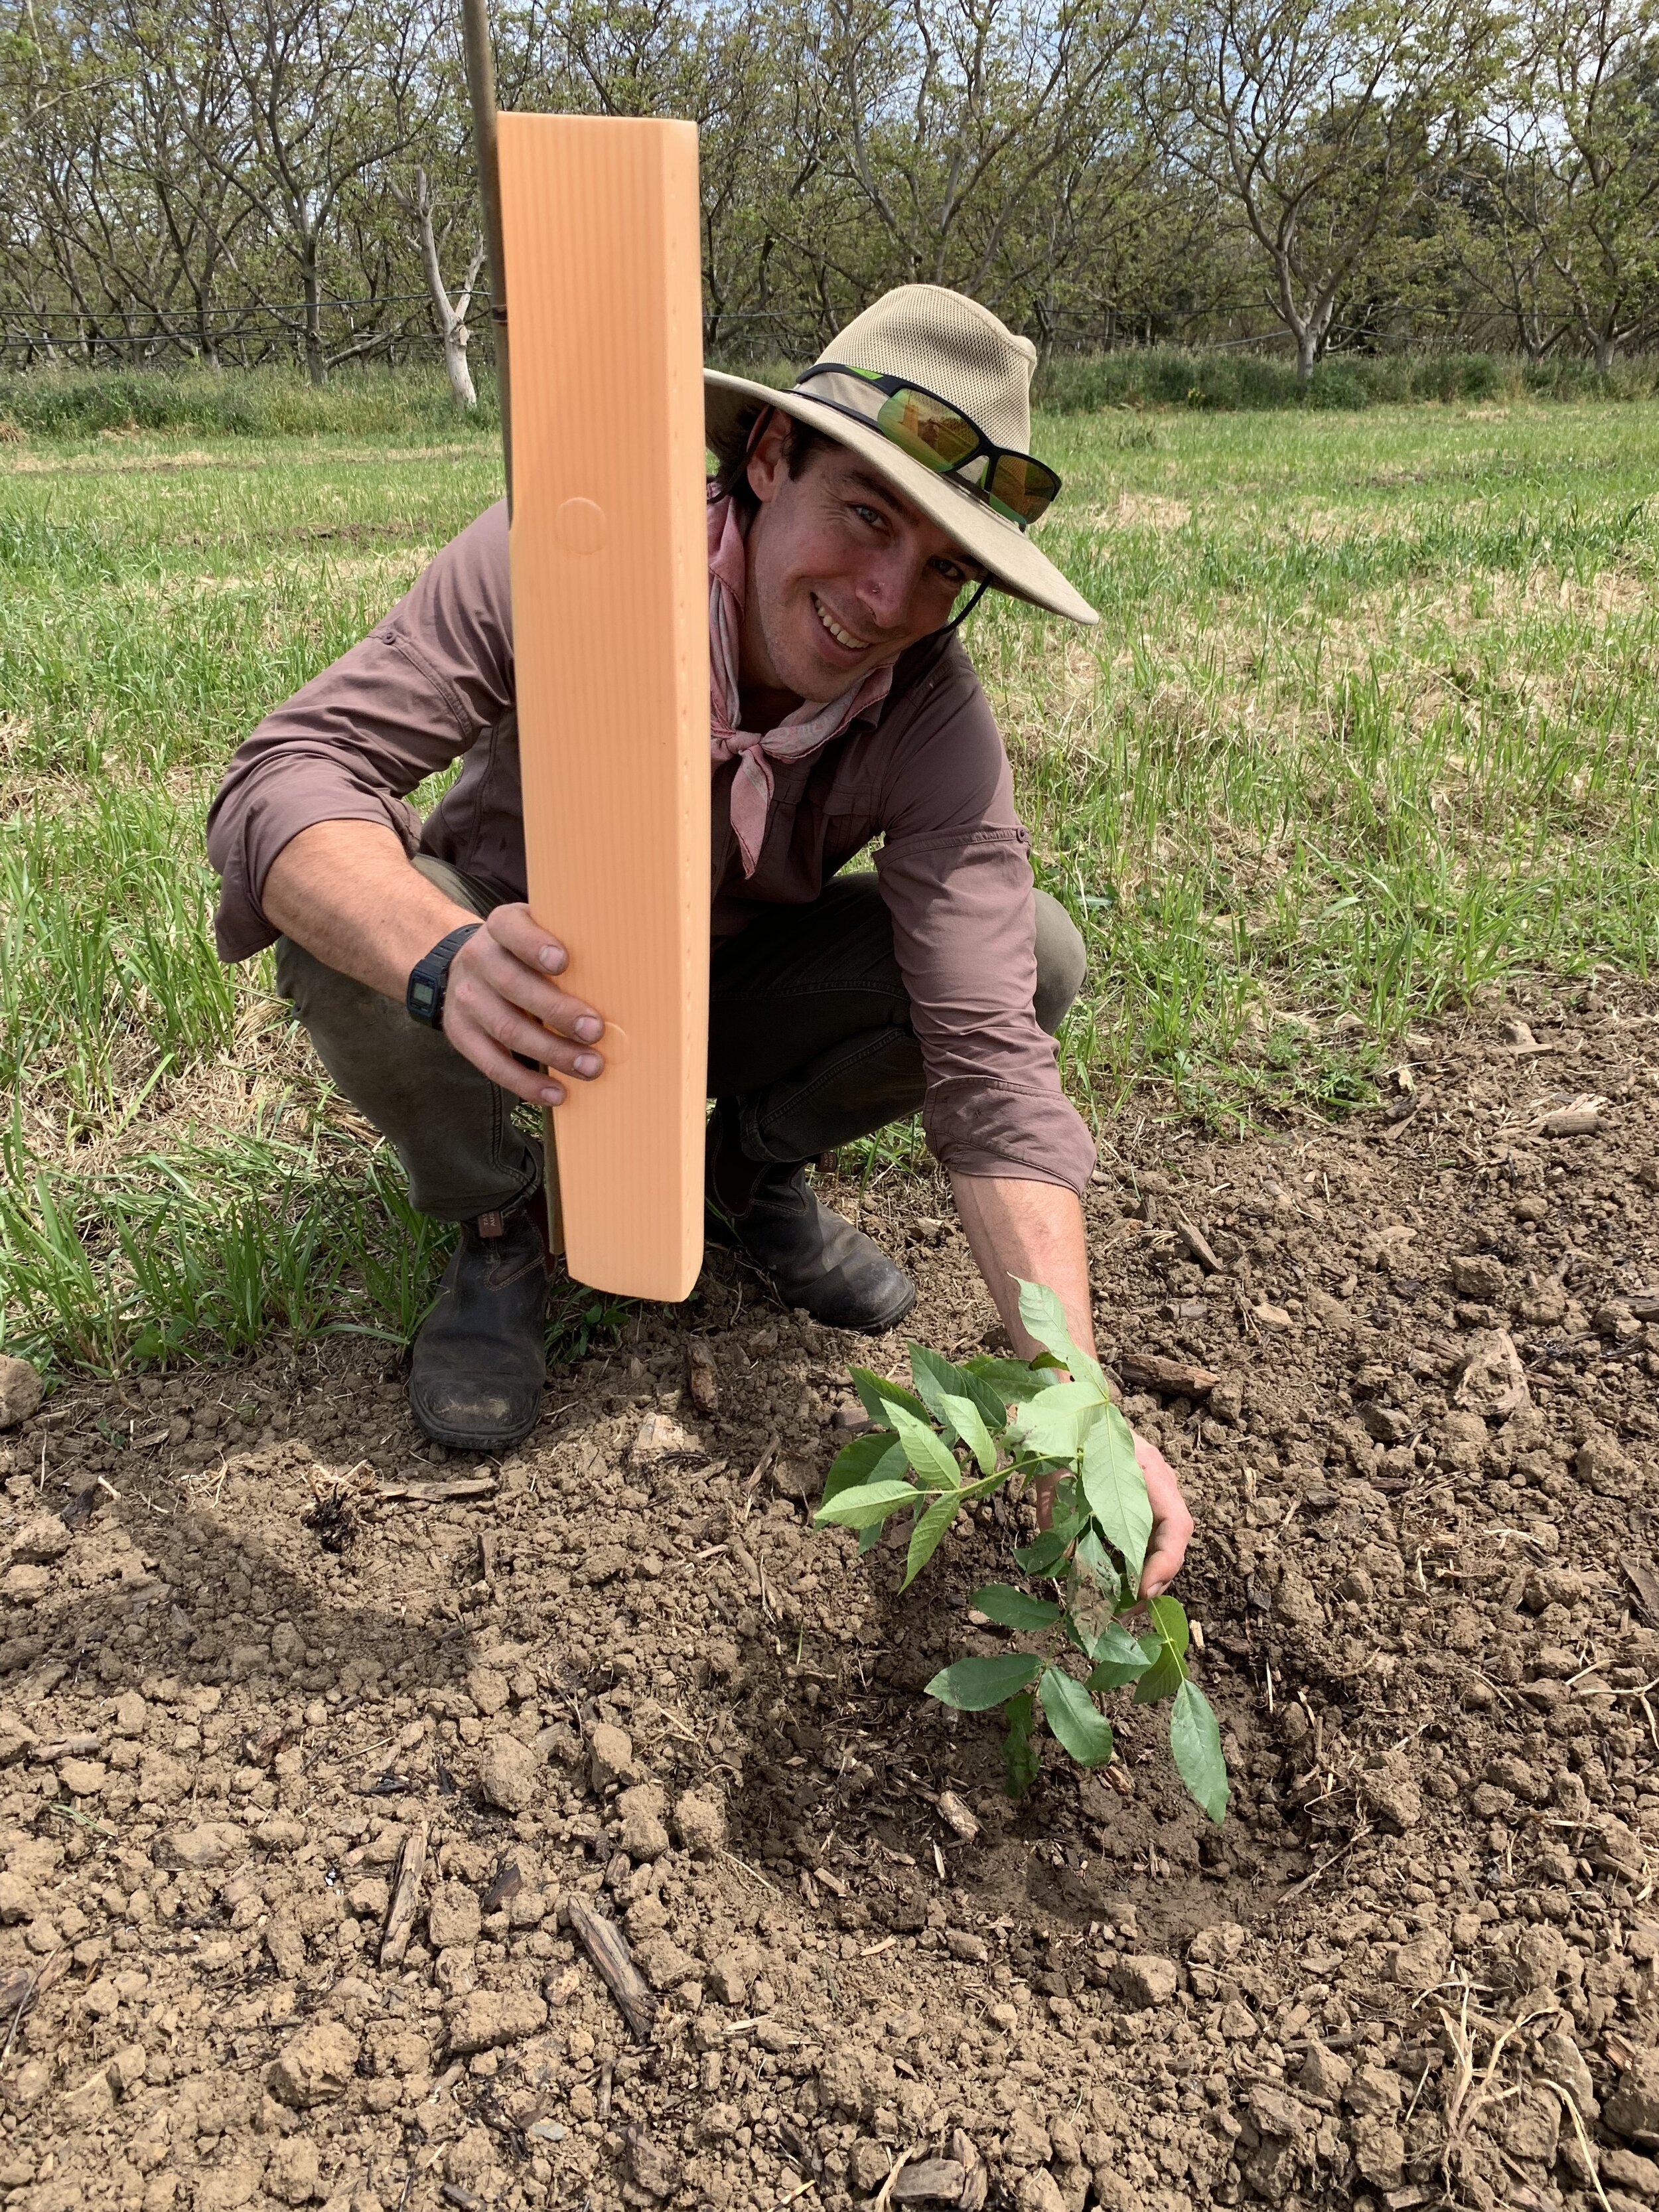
left=792, top=363, right=1062, bottom=530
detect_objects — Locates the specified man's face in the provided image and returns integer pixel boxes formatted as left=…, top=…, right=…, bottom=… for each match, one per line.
left=739, top=413, right=986, bottom=705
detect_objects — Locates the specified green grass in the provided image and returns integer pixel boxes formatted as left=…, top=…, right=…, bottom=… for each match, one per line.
left=3, top=372, right=1658, bottom=1371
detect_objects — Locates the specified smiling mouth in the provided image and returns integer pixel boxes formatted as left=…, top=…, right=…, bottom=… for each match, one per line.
left=810, top=593, right=873, bottom=654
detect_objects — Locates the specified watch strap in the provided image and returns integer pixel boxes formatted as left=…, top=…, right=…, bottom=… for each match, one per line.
left=405, top=923, right=482, bottom=1030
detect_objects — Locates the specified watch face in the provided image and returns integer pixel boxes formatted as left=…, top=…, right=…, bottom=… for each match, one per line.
left=411, top=978, right=439, bottom=1015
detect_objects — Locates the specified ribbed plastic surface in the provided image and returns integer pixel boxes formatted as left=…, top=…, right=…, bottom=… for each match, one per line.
left=498, top=115, right=709, bottom=1302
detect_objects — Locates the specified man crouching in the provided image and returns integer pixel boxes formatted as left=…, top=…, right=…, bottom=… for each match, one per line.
left=206, top=283, right=1192, bottom=1597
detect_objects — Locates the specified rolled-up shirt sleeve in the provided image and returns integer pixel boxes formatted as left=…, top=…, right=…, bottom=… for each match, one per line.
left=206, top=500, right=513, bottom=960
left=873, top=647, right=1096, bottom=1193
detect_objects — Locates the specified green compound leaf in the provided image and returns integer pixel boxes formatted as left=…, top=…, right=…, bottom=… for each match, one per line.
left=821, top=1430, right=905, bottom=1508
left=1012, top=1380, right=1109, bottom=1463
left=1170, top=1679, right=1229, bottom=1824
left=887, top=1402, right=962, bottom=1491
left=1014, top=1279, right=1111, bottom=1396
left=902, top=1487, right=961, bottom=1589
left=1002, top=1691, right=1041, bottom=1799
left=924, top=1653, right=1041, bottom=1712
left=962, top=1355, right=1061, bottom=1406
left=1080, top=1404, right=1153, bottom=1593
left=1039, top=1666, right=1116, bottom=1767
left=1086, top=1619, right=1153, bottom=1690
left=849, top=1366, right=928, bottom=1428
left=971, top=1583, right=1063, bottom=1630
left=814, top=1479, right=918, bottom=1531
left=911, top=1346, right=1009, bottom=1439
left=1051, top=1479, right=1088, bottom=1539
left=1133, top=1593, right=1192, bottom=1706
left=940, top=1392, right=999, bottom=1475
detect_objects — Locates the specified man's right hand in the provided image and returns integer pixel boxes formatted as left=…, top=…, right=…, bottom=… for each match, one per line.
left=261, top=821, right=607, bottom=1106
left=441, top=903, right=605, bottom=1107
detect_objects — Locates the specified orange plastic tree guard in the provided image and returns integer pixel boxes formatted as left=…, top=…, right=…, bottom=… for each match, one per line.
left=497, top=115, right=709, bottom=1303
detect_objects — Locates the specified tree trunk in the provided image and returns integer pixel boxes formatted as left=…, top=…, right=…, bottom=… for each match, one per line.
left=1296, top=328, right=1319, bottom=384
left=196, top=295, right=222, bottom=372
left=1594, top=331, right=1616, bottom=374
left=443, top=321, right=476, bottom=410
left=301, top=240, right=326, bottom=386
left=404, top=176, right=479, bottom=411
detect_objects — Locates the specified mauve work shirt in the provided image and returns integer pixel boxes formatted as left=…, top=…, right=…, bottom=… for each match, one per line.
left=206, top=499, right=1095, bottom=1193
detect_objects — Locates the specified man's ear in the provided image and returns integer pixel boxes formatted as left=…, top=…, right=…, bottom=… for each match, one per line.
left=745, top=408, right=792, bottom=506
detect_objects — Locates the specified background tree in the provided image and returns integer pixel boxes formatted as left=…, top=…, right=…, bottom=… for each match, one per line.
left=1500, top=0, right=1659, bottom=369
left=190, top=0, right=435, bottom=383
left=1173, top=0, right=1494, bottom=379
left=392, top=165, right=482, bottom=404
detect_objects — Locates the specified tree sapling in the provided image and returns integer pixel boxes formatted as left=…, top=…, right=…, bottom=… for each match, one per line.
left=813, top=1279, right=1228, bottom=1820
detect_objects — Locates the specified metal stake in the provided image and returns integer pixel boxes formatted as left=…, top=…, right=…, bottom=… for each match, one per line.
left=461, top=0, right=511, bottom=512
left=459, top=0, right=563, bottom=1255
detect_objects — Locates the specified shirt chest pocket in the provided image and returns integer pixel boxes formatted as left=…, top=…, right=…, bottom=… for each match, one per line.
left=818, top=783, right=881, bottom=867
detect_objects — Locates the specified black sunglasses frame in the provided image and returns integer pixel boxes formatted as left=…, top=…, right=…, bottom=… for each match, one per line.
left=792, top=362, right=1062, bottom=529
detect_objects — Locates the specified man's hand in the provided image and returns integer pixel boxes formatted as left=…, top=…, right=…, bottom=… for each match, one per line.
left=441, top=903, right=605, bottom=1108
left=1133, top=1430, right=1193, bottom=1599
left=261, top=822, right=608, bottom=1107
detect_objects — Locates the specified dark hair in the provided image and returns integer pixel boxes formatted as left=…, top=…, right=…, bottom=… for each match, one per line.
left=708, top=404, right=831, bottom=518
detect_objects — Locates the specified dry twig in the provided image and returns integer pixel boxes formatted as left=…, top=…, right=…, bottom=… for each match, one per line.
left=380, top=1818, right=429, bottom=1967
left=565, top=1896, right=658, bottom=2042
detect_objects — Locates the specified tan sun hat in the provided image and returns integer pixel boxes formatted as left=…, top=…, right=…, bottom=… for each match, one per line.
left=704, top=284, right=1098, bottom=627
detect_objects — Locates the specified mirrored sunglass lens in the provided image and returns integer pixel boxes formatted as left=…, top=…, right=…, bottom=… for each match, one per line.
left=877, top=388, right=980, bottom=471
left=987, top=454, right=1059, bottom=522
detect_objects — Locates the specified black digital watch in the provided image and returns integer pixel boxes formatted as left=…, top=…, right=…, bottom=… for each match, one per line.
left=405, top=924, right=482, bottom=1031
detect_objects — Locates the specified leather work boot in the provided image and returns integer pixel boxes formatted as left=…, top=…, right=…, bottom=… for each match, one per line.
left=409, top=1203, right=548, bottom=1450
left=706, top=1102, right=916, bottom=1333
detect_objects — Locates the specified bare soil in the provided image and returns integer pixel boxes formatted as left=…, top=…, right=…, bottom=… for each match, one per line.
left=3, top=982, right=1658, bottom=2212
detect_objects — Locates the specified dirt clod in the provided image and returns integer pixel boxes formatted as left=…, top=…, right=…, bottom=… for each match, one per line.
left=0, top=1355, right=42, bottom=1432
left=1453, top=1326, right=1531, bottom=1415
left=845, top=2141, right=888, bottom=2193
left=268, top=2020, right=360, bottom=2108
left=10, top=1514, right=69, bottom=1565
left=900, top=2160, right=968, bottom=2204
left=445, top=1988, right=547, bottom=2057
left=1607, top=2052, right=1659, bottom=2141
left=686, top=1341, right=719, bottom=1413
left=588, top=1721, right=637, bottom=1791
left=623, top=2131, right=682, bottom=2200
left=474, top=1732, right=540, bottom=1813
left=671, top=1785, right=725, bottom=1854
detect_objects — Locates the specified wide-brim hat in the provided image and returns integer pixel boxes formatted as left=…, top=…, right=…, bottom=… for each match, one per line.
left=704, top=285, right=1098, bottom=627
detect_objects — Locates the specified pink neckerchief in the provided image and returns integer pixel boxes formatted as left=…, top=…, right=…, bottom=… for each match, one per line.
left=707, top=488, right=894, bottom=877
